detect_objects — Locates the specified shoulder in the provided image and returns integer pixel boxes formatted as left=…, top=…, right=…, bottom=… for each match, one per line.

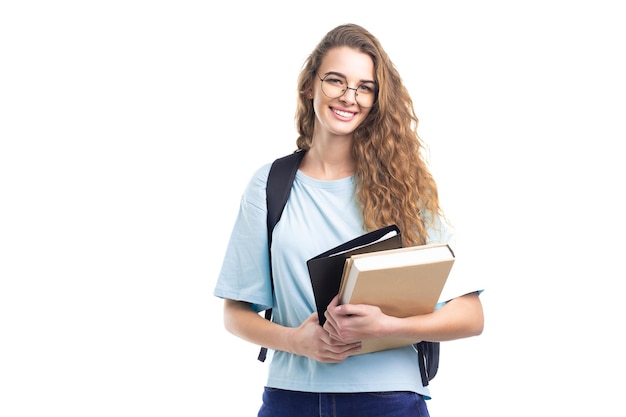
left=242, top=152, right=298, bottom=208
left=246, top=162, right=272, bottom=190
left=247, top=151, right=304, bottom=193
left=235, top=162, right=271, bottom=213
left=247, top=151, right=302, bottom=188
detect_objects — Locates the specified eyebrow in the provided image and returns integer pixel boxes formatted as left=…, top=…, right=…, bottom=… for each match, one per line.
left=322, top=71, right=376, bottom=85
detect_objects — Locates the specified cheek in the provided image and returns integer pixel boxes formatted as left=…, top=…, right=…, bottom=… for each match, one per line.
left=312, top=95, right=326, bottom=115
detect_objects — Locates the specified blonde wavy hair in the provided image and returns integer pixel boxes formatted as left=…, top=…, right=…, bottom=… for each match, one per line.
left=294, top=24, right=444, bottom=246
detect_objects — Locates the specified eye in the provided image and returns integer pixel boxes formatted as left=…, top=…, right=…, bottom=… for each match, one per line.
left=324, top=76, right=347, bottom=86
left=358, top=83, right=376, bottom=94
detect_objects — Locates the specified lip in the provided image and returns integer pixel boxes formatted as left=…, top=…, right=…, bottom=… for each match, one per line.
left=330, top=106, right=357, bottom=120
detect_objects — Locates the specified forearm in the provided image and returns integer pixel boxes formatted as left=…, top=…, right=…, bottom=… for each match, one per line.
left=391, top=292, right=484, bottom=342
left=223, top=299, right=296, bottom=353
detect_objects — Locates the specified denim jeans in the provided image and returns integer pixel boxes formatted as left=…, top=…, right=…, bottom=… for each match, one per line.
left=257, top=387, right=430, bottom=417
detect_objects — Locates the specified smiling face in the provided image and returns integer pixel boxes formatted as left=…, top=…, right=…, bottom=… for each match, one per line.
left=311, top=46, right=376, bottom=140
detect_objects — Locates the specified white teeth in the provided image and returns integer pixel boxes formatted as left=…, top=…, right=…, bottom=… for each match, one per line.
left=333, top=109, right=353, bottom=117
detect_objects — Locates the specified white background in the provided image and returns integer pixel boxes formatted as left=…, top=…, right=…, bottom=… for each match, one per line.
left=1, top=1, right=625, bottom=415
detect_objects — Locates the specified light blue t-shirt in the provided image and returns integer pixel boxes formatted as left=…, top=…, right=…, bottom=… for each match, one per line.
left=214, top=162, right=461, bottom=398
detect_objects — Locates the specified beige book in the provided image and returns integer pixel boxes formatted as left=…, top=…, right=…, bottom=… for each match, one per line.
left=338, top=243, right=455, bottom=354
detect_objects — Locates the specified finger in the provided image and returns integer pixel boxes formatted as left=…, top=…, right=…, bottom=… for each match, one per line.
left=327, top=295, right=348, bottom=318
left=335, top=303, right=369, bottom=318
left=326, top=340, right=362, bottom=355
left=323, top=309, right=339, bottom=331
left=322, top=334, right=361, bottom=351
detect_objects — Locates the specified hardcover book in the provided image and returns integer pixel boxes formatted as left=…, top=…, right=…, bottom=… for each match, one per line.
left=339, top=243, right=455, bottom=354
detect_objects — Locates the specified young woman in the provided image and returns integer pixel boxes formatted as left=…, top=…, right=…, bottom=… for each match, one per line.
left=214, top=23, right=484, bottom=417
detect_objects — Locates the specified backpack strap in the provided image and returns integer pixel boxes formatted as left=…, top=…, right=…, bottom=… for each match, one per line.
left=258, top=150, right=306, bottom=362
left=415, top=340, right=439, bottom=386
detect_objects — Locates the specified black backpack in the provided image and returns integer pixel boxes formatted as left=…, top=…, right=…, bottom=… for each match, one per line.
left=258, top=150, right=440, bottom=386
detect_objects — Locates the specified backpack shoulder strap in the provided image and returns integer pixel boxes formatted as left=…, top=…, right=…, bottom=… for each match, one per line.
left=258, top=150, right=305, bottom=362
left=266, top=150, right=306, bottom=238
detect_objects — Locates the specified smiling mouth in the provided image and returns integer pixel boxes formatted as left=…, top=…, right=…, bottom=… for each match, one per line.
left=332, top=108, right=355, bottom=118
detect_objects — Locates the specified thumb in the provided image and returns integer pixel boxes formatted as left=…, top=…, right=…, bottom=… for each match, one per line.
left=308, top=311, right=319, bottom=324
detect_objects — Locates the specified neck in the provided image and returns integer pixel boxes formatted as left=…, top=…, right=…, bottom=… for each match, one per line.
left=300, top=140, right=355, bottom=180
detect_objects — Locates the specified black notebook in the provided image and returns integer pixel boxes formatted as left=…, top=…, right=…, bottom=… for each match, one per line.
left=306, top=225, right=402, bottom=325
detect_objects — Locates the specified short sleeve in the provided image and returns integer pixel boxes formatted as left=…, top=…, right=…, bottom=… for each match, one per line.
left=426, top=215, right=484, bottom=304
left=213, top=163, right=275, bottom=312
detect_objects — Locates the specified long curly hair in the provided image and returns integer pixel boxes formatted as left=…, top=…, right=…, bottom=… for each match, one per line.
left=294, top=24, right=445, bottom=246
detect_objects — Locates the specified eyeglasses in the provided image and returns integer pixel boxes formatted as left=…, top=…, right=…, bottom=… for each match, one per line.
left=317, top=72, right=378, bottom=108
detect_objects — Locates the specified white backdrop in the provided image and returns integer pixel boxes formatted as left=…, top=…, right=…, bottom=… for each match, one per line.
left=1, top=1, right=625, bottom=415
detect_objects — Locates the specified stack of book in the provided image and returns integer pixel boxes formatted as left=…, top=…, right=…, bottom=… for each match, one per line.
left=307, top=225, right=454, bottom=354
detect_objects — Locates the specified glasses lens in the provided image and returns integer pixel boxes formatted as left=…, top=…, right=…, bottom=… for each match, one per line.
left=354, top=83, right=376, bottom=108
left=320, top=74, right=377, bottom=108
left=320, top=75, right=347, bottom=99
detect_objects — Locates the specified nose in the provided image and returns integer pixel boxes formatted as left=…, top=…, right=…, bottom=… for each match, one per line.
left=340, top=86, right=358, bottom=104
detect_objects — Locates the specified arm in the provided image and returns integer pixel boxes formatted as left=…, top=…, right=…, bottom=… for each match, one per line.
left=223, top=299, right=362, bottom=363
left=323, top=291, right=484, bottom=343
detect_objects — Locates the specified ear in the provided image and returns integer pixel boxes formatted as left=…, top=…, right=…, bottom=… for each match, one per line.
left=302, top=79, right=315, bottom=98
left=301, top=88, right=313, bottom=99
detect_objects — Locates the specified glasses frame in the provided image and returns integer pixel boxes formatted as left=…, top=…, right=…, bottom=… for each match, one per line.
left=317, top=72, right=378, bottom=108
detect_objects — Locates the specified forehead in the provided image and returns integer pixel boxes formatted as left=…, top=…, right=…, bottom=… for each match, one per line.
left=319, top=46, right=375, bottom=81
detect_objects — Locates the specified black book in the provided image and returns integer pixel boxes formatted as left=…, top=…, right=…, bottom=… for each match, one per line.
left=306, top=225, right=402, bottom=325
